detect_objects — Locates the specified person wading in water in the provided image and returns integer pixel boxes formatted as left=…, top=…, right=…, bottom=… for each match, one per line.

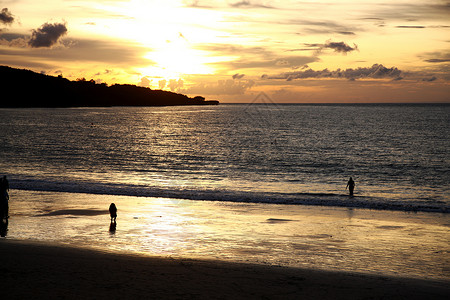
left=346, top=177, right=355, bottom=196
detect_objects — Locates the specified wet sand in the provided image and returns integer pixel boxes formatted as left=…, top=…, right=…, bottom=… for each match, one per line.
left=5, top=190, right=450, bottom=282
left=0, top=239, right=448, bottom=300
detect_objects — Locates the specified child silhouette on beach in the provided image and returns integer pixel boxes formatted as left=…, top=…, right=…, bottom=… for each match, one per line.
left=109, top=203, right=117, bottom=223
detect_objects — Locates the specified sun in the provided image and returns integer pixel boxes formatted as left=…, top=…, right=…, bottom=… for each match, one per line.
left=143, top=34, right=214, bottom=77
left=103, top=0, right=220, bottom=77
left=88, top=0, right=228, bottom=82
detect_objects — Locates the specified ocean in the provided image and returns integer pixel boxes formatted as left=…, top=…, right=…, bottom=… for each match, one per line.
left=1, top=104, right=448, bottom=212
left=1, top=104, right=449, bottom=280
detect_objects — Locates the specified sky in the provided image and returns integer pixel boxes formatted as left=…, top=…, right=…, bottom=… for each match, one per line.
left=0, top=0, right=449, bottom=103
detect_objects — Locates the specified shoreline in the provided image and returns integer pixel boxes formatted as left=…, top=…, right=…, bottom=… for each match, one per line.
left=6, top=189, right=450, bottom=282
left=0, top=239, right=448, bottom=299
left=9, top=186, right=449, bottom=214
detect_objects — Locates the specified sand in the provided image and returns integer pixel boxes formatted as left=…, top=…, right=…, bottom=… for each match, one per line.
left=0, top=239, right=448, bottom=300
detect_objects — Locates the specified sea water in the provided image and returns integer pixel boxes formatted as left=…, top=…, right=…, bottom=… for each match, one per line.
left=1, top=104, right=449, bottom=280
left=0, top=104, right=448, bottom=212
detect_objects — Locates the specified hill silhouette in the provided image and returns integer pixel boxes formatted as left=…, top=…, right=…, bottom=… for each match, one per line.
left=0, top=66, right=219, bottom=107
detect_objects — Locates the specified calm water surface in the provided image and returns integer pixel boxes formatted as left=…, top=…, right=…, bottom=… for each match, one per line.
left=1, top=104, right=449, bottom=280
left=0, top=104, right=448, bottom=212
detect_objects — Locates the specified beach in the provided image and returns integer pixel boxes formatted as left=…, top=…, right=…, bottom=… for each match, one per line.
left=0, top=105, right=449, bottom=298
left=1, top=240, right=448, bottom=300
left=1, top=190, right=449, bottom=298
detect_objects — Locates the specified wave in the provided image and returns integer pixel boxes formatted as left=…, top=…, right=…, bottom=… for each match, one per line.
left=10, top=178, right=448, bottom=214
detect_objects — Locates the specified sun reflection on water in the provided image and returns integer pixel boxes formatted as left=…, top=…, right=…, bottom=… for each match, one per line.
left=6, top=190, right=450, bottom=281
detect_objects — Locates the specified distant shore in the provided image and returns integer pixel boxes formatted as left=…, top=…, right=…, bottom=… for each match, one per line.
left=0, top=239, right=448, bottom=299
left=0, top=66, right=219, bottom=107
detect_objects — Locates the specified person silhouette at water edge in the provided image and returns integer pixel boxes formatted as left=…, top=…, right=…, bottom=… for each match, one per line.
left=0, top=176, right=9, bottom=220
left=346, top=177, right=355, bottom=197
left=109, top=203, right=117, bottom=233
left=109, top=203, right=117, bottom=222
left=0, top=176, right=10, bottom=237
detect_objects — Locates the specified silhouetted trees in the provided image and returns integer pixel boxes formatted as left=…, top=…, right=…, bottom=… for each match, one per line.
left=0, top=66, right=219, bottom=107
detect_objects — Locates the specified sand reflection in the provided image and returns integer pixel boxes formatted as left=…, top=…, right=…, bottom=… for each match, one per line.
left=6, top=189, right=450, bottom=281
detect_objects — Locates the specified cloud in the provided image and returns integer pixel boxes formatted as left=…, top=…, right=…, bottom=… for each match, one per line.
left=396, top=25, right=426, bottom=29
left=290, top=19, right=360, bottom=36
left=0, top=37, right=153, bottom=72
left=198, top=43, right=318, bottom=70
left=304, top=40, right=358, bottom=54
left=230, top=56, right=318, bottom=70
left=263, top=64, right=403, bottom=81
left=422, top=76, right=437, bottom=82
left=0, top=32, right=27, bottom=47
left=168, top=78, right=184, bottom=91
left=139, top=76, right=151, bottom=87
left=337, top=31, right=356, bottom=35
left=229, top=1, right=274, bottom=9
left=0, top=8, right=14, bottom=25
left=425, top=58, right=450, bottom=63
left=183, top=78, right=255, bottom=95
left=159, top=79, right=166, bottom=89
left=28, top=22, right=68, bottom=48
left=422, top=51, right=450, bottom=63
left=198, top=43, right=271, bottom=57
left=365, top=3, right=450, bottom=23
left=324, top=41, right=358, bottom=53
left=183, top=0, right=216, bottom=9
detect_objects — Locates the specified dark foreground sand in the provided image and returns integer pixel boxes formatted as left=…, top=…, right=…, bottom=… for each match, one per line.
left=0, top=240, right=448, bottom=300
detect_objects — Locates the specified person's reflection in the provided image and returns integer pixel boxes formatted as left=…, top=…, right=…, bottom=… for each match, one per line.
left=109, top=220, right=116, bottom=234
left=346, top=208, right=354, bottom=220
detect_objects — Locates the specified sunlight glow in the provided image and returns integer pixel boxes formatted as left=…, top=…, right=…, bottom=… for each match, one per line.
left=5, top=0, right=449, bottom=101
left=91, top=0, right=225, bottom=78
left=143, top=38, right=214, bottom=77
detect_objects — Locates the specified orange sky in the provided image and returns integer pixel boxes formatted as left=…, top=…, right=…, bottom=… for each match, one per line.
left=0, top=0, right=449, bottom=102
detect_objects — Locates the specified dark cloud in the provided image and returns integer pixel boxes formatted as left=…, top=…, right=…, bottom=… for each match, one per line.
left=303, top=40, right=358, bottom=54
left=422, top=76, right=437, bottom=82
left=287, top=48, right=315, bottom=52
left=422, top=51, right=450, bottom=63
left=232, top=73, right=245, bottom=79
left=362, top=18, right=384, bottom=21
left=0, top=8, right=14, bottom=25
left=425, top=58, right=450, bottom=63
left=0, top=32, right=28, bottom=47
left=0, top=32, right=25, bottom=41
left=324, top=41, right=358, bottom=53
left=28, top=22, right=68, bottom=48
left=396, top=25, right=426, bottom=29
left=337, top=31, right=356, bottom=35
left=263, top=64, right=403, bottom=81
